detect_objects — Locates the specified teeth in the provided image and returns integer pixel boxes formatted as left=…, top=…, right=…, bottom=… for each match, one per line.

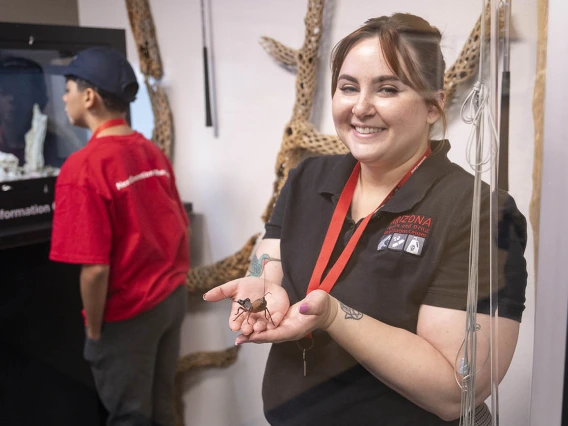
left=355, top=126, right=382, bottom=134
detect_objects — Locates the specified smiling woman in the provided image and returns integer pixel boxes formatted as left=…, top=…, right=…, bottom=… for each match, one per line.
left=331, top=37, right=442, bottom=219
left=203, top=11, right=528, bottom=426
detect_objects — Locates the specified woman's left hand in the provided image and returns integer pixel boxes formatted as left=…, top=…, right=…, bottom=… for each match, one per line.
left=235, top=289, right=339, bottom=345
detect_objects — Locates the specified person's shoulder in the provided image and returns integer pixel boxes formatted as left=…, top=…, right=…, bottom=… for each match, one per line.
left=129, top=131, right=153, bottom=144
left=57, top=144, right=91, bottom=180
left=57, top=134, right=125, bottom=185
left=293, top=154, right=349, bottom=175
left=121, top=131, right=167, bottom=156
left=55, top=153, right=97, bottom=191
left=496, top=188, right=526, bottom=225
left=441, top=159, right=475, bottom=182
left=419, top=157, right=484, bottom=219
left=99, top=131, right=147, bottom=145
left=280, top=154, right=351, bottom=195
left=96, top=132, right=158, bottom=156
left=433, top=159, right=525, bottom=222
left=430, top=159, right=479, bottom=199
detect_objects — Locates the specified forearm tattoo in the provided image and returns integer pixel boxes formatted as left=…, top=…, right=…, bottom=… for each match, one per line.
left=247, top=252, right=281, bottom=277
left=340, top=302, right=364, bottom=320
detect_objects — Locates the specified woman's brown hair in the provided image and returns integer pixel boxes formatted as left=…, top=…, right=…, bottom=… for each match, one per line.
left=331, top=13, right=447, bottom=136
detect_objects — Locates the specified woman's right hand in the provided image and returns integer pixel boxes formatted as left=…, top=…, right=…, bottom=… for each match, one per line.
left=234, top=289, right=339, bottom=345
left=203, top=276, right=290, bottom=336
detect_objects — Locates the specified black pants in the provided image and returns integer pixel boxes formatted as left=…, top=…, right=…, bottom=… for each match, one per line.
left=83, top=286, right=187, bottom=426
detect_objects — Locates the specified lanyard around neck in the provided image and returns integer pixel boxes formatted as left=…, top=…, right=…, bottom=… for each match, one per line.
left=306, top=147, right=432, bottom=296
left=91, top=118, right=128, bottom=140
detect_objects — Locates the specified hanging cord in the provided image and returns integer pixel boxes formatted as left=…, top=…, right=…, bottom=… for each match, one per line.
left=455, top=1, right=502, bottom=425
left=457, top=77, right=488, bottom=426
left=461, top=82, right=500, bottom=173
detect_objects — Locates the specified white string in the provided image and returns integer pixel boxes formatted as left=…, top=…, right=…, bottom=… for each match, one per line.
left=459, top=102, right=483, bottom=424
left=456, top=2, right=497, bottom=425
left=462, top=82, right=499, bottom=174
left=454, top=324, right=491, bottom=388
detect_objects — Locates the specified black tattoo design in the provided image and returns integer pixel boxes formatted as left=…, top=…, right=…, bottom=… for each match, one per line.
left=247, top=252, right=281, bottom=277
left=340, top=302, right=364, bottom=320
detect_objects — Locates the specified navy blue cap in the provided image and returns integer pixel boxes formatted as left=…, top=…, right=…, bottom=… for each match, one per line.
left=63, top=47, right=139, bottom=103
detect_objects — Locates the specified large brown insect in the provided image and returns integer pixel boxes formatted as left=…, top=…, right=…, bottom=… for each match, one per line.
left=221, top=277, right=275, bottom=326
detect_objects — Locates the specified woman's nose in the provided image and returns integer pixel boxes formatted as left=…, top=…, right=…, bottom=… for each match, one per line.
left=352, top=94, right=375, bottom=117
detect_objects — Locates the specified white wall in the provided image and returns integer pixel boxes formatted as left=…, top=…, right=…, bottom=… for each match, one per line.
left=78, top=1, right=537, bottom=425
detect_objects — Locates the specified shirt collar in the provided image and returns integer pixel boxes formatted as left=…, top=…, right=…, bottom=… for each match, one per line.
left=317, top=140, right=454, bottom=214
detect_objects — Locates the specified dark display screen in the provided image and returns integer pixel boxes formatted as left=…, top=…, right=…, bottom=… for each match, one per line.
left=0, top=48, right=90, bottom=182
left=0, top=23, right=127, bottom=249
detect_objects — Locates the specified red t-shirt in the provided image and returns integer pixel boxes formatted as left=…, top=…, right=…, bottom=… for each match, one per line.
left=50, top=131, right=190, bottom=322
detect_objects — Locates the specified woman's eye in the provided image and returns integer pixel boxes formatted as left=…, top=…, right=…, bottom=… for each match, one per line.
left=339, top=86, right=358, bottom=93
left=379, top=86, right=398, bottom=95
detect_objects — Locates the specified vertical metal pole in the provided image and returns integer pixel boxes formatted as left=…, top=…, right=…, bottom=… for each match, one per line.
left=498, top=1, right=511, bottom=191
left=200, top=0, right=213, bottom=128
left=488, top=1, right=502, bottom=424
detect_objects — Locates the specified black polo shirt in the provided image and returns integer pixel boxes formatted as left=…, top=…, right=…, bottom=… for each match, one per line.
left=262, top=141, right=527, bottom=426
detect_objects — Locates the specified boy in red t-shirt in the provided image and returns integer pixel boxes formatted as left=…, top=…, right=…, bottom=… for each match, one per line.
left=49, top=47, right=189, bottom=426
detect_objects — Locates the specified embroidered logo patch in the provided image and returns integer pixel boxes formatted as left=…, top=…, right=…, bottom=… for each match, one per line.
left=404, top=235, right=425, bottom=255
left=377, top=214, right=432, bottom=256
left=388, top=233, right=407, bottom=251
left=377, top=234, right=392, bottom=250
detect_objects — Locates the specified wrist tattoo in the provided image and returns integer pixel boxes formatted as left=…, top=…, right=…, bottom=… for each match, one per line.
left=247, top=252, right=281, bottom=277
left=340, top=302, right=364, bottom=320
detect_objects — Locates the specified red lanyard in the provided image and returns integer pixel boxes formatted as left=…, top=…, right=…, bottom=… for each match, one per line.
left=306, top=147, right=431, bottom=296
left=91, top=118, right=128, bottom=140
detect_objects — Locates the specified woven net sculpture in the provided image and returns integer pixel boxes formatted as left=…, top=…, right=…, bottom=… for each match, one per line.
left=529, top=0, right=548, bottom=279
left=125, top=0, right=174, bottom=158
left=444, top=2, right=501, bottom=106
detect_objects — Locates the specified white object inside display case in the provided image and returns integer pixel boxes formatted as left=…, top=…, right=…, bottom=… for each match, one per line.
left=23, top=103, right=48, bottom=174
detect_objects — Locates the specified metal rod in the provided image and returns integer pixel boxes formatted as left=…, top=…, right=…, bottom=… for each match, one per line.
left=490, top=1, right=505, bottom=425
left=205, top=0, right=219, bottom=137
left=200, top=0, right=213, bottom=127
left=503, top=0, right=511, bottom=72
left=498, top=0, right=512, bottom=191
left=498, top=71, right=510, bottom=191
